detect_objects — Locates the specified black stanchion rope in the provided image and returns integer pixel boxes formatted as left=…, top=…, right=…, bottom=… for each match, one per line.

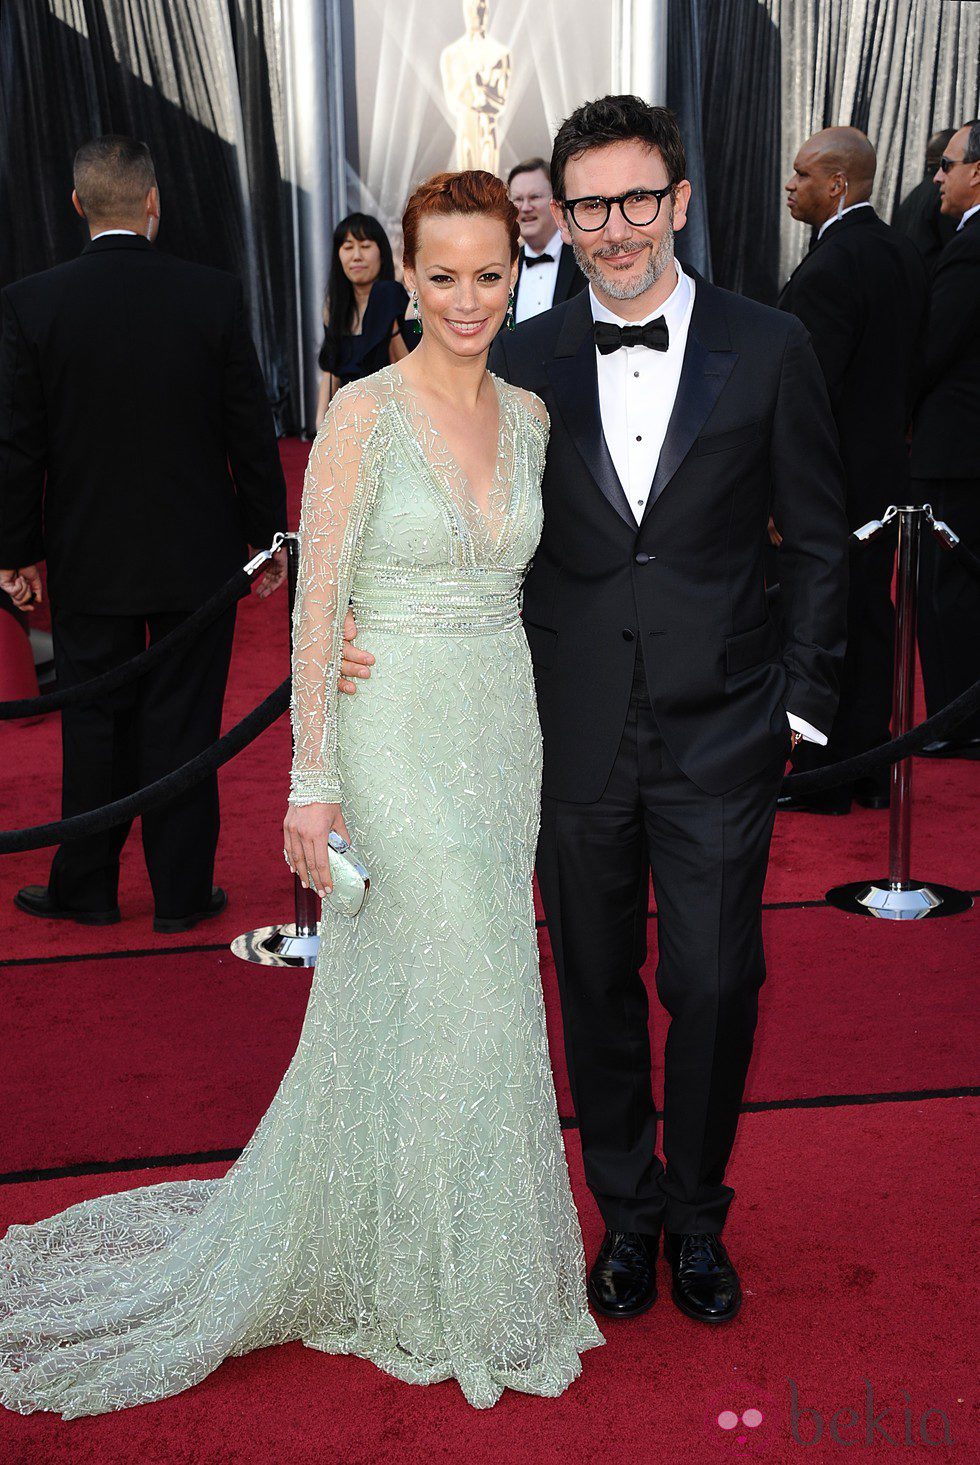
left=0, top=678, right=290, bottom=853
left=0, top=568, right=253, bottom=719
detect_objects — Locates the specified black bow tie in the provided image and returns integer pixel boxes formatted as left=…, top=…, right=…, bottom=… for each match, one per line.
left=594, top=318, right=669, bottom=354
left=524, top=251, right=554, bottom=267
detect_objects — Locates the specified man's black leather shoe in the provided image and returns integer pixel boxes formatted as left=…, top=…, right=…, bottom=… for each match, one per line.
left=777, top=786, right=852, bottom=815
left=918, top=736, right=980, bottom=760
left=587, top=1229, right=660, bottom=1318
left=664, top=1231, right=742, bottom=1323
left=153, top=886, right=227, bottom=934
left=853, top=775, right=890, bottom=809
left=14, top=884, right=120, bottom=926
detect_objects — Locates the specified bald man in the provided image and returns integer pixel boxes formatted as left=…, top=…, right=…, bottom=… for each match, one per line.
left=778, top=127, right=928, bottom=814
left=894, top=127, right=958, bottom=272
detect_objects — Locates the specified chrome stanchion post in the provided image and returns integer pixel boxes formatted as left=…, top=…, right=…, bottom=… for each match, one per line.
left=232, top=531, right=322, bottom=966
left=827, top=505, right=972, bottom=920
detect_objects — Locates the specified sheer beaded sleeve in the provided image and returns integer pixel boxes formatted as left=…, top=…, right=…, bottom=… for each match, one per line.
left=288, top=383, right=383, bottom=806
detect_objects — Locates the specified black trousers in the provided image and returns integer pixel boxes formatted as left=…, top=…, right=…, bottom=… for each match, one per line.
left=913, top=478, right=980, bottom=740
left=47, top=605, right=237, bottom=917
left=537, top=649, right=786, bottom=1236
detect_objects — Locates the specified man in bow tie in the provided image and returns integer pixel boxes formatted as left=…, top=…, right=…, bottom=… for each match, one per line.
left=508, top=157, right=587, bottom=322
left=487, top=96, right=848, bottom=1326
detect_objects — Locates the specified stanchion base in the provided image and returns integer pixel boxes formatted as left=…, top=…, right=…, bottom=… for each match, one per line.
left=825, top=879, right=973, bottom=921
left=230, top=923, right=320, bottom=967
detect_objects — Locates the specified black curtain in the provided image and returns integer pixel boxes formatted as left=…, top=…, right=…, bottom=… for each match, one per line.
left=0, top=0, right=299, bottom=430
left=668, top=0, right=980, bottom=305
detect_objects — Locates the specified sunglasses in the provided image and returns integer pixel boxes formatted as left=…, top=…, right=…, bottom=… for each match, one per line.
left=938, top=156, right=968, bottom=173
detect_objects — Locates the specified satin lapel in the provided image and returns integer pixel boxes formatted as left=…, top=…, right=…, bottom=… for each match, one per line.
left=554, top=244, right=575, bottom=304
left=642, top=287, right=738, bottom=518
left=546, top=294, right=634, bottom=529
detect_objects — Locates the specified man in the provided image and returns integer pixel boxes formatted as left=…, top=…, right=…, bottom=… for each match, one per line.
left=912, top=119, right=980, bottom=758
left=507, top=157, right=586, bottom=322
left=343, top=97, right=847, bottom=1325
left=778, top=127, right=928, bottom=813
left=0, top=135, right=287, bottom=930
left=893, top=128, right=957, bottom=273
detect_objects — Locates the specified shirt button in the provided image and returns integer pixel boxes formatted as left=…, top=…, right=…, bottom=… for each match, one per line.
left=622, top=629, right=635, bottom=642
left=633, top=371, right=640, bottom=378
left=635, top=552, right=652, bottom=565
left=636, top=435, right=642, bottom=441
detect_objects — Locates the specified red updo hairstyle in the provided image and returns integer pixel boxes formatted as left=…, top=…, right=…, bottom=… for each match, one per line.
left=402, top=170, right=520, bottom=268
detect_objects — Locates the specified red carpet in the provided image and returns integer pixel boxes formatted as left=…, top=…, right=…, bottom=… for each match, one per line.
left=0, top=438, right=977, bottom=1460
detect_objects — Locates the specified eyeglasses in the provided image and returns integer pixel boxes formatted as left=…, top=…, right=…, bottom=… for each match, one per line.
left=938, top=156, right=968, bottom=173
left=559, top=186, right=674, bottom=231
left=510, top=191, right=550, bottom=207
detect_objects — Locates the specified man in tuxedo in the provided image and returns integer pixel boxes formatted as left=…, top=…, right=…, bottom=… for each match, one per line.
left=341, top=98, right=847, bottom=1324
left=778, top=127, right=928, bottom=813
left=893, top=128, right=957, bottom=274
left=0, top=135, right=287, bottom=930
left=912, top=119, right=980, bottom=758
left=507, top=158, right=586, bottom=322
left=485, top=98, right=847, bottom=1322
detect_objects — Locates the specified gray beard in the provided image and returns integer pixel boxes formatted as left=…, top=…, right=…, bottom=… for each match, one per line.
left=572, top=222, right=675, bottom=301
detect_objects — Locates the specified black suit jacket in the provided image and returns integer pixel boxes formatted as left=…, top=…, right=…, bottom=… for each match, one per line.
left=490, top=277, right=848, bottom=801
left=0, top=234, right=287, bottom=613
left=893, top=177, right=957, bottom=274
left=778, top=207, right=928, bottom=522
left=911, top=210, right=980, bottom=480
left=515, top=242, right=587, bottom=314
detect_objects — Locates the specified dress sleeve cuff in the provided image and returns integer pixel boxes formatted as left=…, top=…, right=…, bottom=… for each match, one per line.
left=787, top=712, right=828, bottom=746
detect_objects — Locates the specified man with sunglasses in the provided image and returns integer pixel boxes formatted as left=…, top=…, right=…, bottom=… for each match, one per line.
left=486, top=97, right=847, bottom=1325
left=912, top=119, right=980, bottom=759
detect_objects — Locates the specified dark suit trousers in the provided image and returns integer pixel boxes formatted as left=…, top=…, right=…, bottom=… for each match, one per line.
left=913, top=479, right=980, bottom=740
left=48, top=605, right=237, bottom=916
left=537, top=650, right=786, bottom=1236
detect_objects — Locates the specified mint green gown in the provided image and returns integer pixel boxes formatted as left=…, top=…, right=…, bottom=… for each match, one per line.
left=0, top=366, right=603, bottom=1416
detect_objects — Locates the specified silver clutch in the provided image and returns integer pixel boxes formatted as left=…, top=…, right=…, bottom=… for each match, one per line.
left=323, top=829, right=370, bottom=917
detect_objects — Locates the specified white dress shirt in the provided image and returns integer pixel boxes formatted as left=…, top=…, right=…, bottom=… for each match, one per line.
left=591, top=260, right=695, bottom=524
left=90, top=229, right=139, bottom=240
left=515, top=229, right=563, bottom=323
left=957, top=202, right=980, bottom=232
left=590, top=261, right=824, bottom=745
left=817, top=200, right=874, bottom=240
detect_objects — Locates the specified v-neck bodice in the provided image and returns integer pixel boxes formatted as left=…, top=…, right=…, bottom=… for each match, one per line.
left=287, top=362, right=549, bottom=805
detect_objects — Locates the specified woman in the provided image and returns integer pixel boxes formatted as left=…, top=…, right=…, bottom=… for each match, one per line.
left=0, top=172, right=602, bottom=1417
left=315, top=212, right=414, bottom=426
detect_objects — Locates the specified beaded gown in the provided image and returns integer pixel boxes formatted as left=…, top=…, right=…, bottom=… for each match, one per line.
left=0, top=365, right=603, bottom=1416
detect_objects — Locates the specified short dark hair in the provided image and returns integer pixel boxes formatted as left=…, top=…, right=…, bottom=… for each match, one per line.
left=507, top=157, right=551, bottom=189
left=963, top=120, right=980, bottom=164
left=73, top=135, right=156, bottom=221
left=550, top=95, right=686, bottom=201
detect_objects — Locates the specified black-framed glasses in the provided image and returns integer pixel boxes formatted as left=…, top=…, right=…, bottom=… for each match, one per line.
left=559, top=185, right=674, bottom=231
left=938, top=155, right=967, bottom=173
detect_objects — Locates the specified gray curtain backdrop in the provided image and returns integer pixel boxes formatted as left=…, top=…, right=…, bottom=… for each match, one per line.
left=0, top=0, right=301, bottom=428
left=668, top=0, right=980, bottom=302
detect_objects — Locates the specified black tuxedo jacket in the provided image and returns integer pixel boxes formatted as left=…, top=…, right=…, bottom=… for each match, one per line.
left=911, top=210, right=980, bottom=480
left=893, top=177, right=957, bottom=274
left=778, top=208, right=928, bottom=523
left=515, top=242, right=587, bottom=312
left=0, top=234, right=287, bottom=614
left=489, top=276, right=848, bottom=801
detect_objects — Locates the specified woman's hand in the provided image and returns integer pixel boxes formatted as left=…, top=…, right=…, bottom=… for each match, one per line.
left=283, top=802, right=350, bottom=899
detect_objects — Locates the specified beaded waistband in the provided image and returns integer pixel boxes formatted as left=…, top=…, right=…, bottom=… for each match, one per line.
left=350, top=565, right=522, bottom=635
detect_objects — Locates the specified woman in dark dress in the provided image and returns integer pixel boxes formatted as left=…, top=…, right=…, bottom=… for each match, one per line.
left=315, top=213, right=415, bottom=426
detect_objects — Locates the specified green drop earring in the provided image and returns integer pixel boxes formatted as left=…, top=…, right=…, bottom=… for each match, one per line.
left=506, top=288, right=516, bottom=331
left=411, top=290, right=422, bottom=336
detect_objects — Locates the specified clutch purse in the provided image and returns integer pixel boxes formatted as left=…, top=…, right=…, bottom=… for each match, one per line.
left=322, top=829, right=370, bottom=917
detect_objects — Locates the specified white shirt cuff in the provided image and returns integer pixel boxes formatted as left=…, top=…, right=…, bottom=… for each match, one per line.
left=787, top=712, right=827, bottom=746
